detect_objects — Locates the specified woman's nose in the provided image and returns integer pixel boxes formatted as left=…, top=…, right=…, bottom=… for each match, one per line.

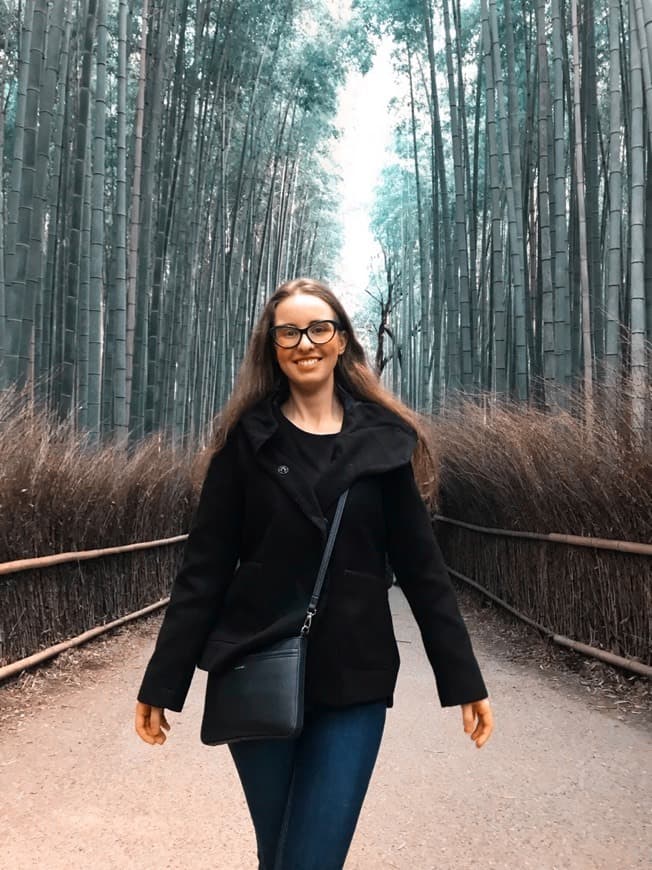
left=298, top=331, right=315, bottom=349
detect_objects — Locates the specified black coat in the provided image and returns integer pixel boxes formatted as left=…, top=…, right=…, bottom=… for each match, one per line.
left=137, top=384, right=488, bottom=712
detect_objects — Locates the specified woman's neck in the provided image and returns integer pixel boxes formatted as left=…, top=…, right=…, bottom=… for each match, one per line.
left=280, top=382, right=344, bottom=433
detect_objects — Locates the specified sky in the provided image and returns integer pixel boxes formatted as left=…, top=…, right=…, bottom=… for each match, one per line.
left=327, top=36, right=398, bottom=320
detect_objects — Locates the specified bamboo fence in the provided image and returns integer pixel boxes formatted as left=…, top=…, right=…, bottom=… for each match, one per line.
left=1, top=519, right=650, bottom=681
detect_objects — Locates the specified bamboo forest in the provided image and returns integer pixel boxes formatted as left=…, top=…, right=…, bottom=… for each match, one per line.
left=1, top=0, right=650, bottom=443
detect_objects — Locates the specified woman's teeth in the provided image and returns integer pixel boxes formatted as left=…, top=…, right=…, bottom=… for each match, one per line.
left=296, top=359, right=320, bottom=367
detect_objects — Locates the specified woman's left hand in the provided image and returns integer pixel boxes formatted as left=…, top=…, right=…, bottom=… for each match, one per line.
left=461, top=697, right=494, bottom=748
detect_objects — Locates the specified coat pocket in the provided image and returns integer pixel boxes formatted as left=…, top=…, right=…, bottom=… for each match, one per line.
left=337, top=568, right=399, bottom=671
left=197, top=636, right=239, bottom=672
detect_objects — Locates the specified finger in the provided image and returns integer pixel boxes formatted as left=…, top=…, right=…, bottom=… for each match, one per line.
left=478, top=711, right=494, bottom=740
left=160, top=712, right=171, bottom=731
left=135, top=709, right=152, bottom=743
left=471, top=711, right=489, bottom=739
left=461, top=705, right=476, bottom=733
left=473, top=717, right=494, bottom=747
left=148, top=707, right=163, bottom=737
left=135, top=718, right=156, bottom=745
left=470, top=715, right=483, bottom=739
left=151, top=709, right=169, bottom=744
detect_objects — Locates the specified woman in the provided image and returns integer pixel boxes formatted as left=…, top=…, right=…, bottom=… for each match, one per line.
left=135, top=277, right=494, bottom=869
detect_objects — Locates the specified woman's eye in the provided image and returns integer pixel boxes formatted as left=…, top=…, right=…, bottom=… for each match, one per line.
left=281, top=328, right=298, bottom=338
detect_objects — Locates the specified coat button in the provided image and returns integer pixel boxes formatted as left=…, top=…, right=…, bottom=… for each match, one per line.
left=277, top=464, right=289, bottom=475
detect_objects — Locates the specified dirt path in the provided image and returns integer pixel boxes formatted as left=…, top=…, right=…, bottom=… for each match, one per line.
left=1, top=587, right=650, bottom=870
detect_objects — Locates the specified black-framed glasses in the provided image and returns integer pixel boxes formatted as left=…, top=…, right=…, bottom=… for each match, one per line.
left=269, top=319, right=342, bottom=349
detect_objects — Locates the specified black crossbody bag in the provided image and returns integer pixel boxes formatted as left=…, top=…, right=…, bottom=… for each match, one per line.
left=200, top=489, right=349, bottom=746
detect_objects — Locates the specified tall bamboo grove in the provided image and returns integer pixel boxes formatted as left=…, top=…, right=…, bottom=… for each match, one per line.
left=363, top=0, right=651, bottom=436
left=0, top=0, right=370, bottom=445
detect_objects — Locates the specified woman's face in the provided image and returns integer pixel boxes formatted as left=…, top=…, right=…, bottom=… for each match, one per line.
left=272, top=293, right=347, bottom=391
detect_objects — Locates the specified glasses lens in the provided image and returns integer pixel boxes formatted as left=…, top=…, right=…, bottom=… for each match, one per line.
left=274, top=326, right=300, bottom=347
left=307, top=321, right=336, bottom=343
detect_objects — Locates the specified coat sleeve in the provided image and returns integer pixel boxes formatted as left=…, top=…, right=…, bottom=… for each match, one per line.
left=137, top=432, right=243, bottom=711
left=382, top=461, right=488, bottom=707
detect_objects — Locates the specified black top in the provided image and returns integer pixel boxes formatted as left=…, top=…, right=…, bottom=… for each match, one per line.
left=276, top=411, right=338, bottom=488
left=276, top=410, right=344, bottom=710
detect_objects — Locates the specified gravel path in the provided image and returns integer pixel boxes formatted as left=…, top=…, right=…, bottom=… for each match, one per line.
left=1, top=586, right=650, bottom=870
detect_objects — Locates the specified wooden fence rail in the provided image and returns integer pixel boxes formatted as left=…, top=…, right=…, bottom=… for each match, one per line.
left=2, top=518, right=651, bottom=578
left=0, top=535, right=188, bottom=576
left=0, top=519, right=650, bottom=682
left=447, top=567, right=652, bottom=678
left=433, top=516, right=652, bottom=556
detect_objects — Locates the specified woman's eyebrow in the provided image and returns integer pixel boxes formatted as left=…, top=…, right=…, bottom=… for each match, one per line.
left=274, top=319, right=325, bottom=327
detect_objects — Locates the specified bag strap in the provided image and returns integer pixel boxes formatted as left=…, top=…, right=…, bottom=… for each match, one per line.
left=301, top=489, right=349, bottom=636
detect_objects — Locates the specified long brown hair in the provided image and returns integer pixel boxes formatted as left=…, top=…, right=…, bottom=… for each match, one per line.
left=210, top=277, right=439, bottom=505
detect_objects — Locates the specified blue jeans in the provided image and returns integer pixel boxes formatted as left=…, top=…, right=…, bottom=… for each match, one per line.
left=229, top=700, right=387, bottom=870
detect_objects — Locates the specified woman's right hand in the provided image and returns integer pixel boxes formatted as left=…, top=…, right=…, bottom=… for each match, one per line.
left=135, top=701, right=171, bottom=745
left=461, top=697, right=494, bottom=748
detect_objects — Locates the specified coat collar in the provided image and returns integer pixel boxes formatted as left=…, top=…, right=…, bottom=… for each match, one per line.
left=239, top=382, right=417, bottom=539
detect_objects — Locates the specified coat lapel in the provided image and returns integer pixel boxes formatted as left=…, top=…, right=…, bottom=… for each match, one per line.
left=252, top=426, right=329, bottom=539
left=239, top=383, right=418, bottom=540
left=240, top=388, right=328, bottom=539
left=316, top=416, right=416, bottom=509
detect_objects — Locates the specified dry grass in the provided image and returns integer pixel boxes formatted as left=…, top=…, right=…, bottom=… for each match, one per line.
left=0, top=384, right=212, bottom=665
left=429, top=389, right=651, bottom=666
left=1, top=382, right=650, bottom=671
left=432, top=391, right=652, bottom=541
